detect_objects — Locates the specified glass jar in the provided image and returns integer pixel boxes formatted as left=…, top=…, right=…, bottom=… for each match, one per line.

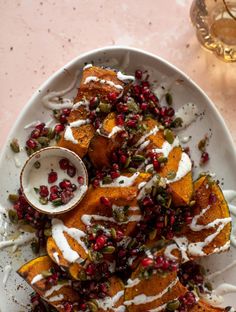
left=190, top=0, right=236, bottom=62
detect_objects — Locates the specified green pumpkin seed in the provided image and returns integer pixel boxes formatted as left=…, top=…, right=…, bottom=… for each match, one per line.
left=44, top=228, right=52, bottom=237
left=124, top=156, right=131, bottom=168
left=34, top=161, right=41, bottom=169
left=149, top=229, right=157, bottom=240
left=87, top=300, right=98, bottom=312
left=47, top=128, right=55, bottom=140
left=8, top=193, right=19, bottom=203
left=37, top=136, right=50, bottom=147
left=52, top=198, right=62, bottom=206
left=165, top=92, right=173, bottom=106
left=158, top=156, right=168, bottom=164
left=10, top=138, right=20, bottom=153
left=205, top=281, right=213, bottom=291
left=171, top=117, right=183, bottom=128
left=167, top=170, right=176, bottom=180
left=102, top=176, right=113, bottom=184
left=127, top=99, right=139, bottom=113
left=132, top=155, right=145, bottom=162
left=99, top=102, right=111, bottom=113
left=8, top=210, right=18, bottom=224
left=164, top=129, right=174, bottom=144
left=102, top=246, right=116, bottom=254
left=20, top=224, right=35, bottom=233
left=166, top=299, right=180, bottom=311
left=128, top=167, right=137, bottom=173
left=41, top=270, right=53, bottom=277
left=78, top=269, right=87, bottom=281
left=189, top=200, right=196, bottom=207
left=110, top=228, right=117, bottom=239
left=40, top=197, right=48, bottom=205
left=55, top=133, right=61, bottom=142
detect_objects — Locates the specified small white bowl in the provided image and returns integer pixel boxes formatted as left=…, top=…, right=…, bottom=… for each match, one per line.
left=20, top=147, right=88, bottom=215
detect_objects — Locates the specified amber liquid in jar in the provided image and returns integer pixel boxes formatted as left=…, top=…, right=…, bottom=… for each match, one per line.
left=190, top=0, right=236, bottom=62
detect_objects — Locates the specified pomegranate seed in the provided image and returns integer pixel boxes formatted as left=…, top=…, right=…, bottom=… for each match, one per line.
left=48, top=171, right=58, bottom=183
left=59, top=114, right=67, bottom=124
left=142, top=88, right=151, bottom=99
left=133, top=85, right=141, bottom=95
left=59, top=158, right=69, bottom=170
left=116, top=114, right=124, bottom=126
left=200, top=152, right=209, bottom=164
left=167, top=107, right=175, bottom=117
left=126, top=120, right=137, bottom=128
left=111, top=152, right=118, bottom=163
left=26, top=139, right=37, bottom=149
left=138, top=94, right=145, bottom=103
left=67, top=165, right=76, bottom=177
left=86, top=263, right=95, bottom=275
left=92, top=179, right=100, bottom=188
left=62, top=108, right=71, bottom=116
left=61, top=190, right=74, bottom=204
left=59, top=179, right=72, bottom=189
left=170, top=215, right=175, bottom=225
left=185, top=216, right=193, bottom=224
left=140, top=102, right=148, bottom=111
left=64, top=302, right=73, bottom=312
left=107, top=92, right=117, bottom=102
left=156, top=221, right=164, bottom=228
left=141, top=258, right=153, bottom=267
left=135, top=69, right=142, bottom=80
left=95, top=235, right=107, bottom=250
left=110, top=171, right=120, bottom=179
left=50, top=185, right=59, bottom=194
left=80, top=303, right=87, bottom=311
left=153, top=159, right=160, bottom=171
left=162, top=259, right=170, bottom=270
left=30, top=129, right=41, bottom=139
left=35, top=123, right=45, bottom=131
left=141, top=81, right=150, bottom=88
left=88, top=110, right=96, bottom=122
left=89, top=97, right=98, bottom=109
left=152, top=107, right=160, bottom=116
left=39, top=185, right=49, bottom=198
left=54, top=124, right=65, bottom=133
left=142, top=196, right=154, bottom=207
left=77, top=176, right=84, bottom=185
left=119, top=155, right=127, bottom=164
left=49, top=193, right=59, bottom=201
left=112, top=163, right=119, bottom=171
left=155, top=256, right=164, bottom=268
left=100, top=196, right=111, bottom=208
left=116, top=230, right=124, bottom=242
left=94, top=118, right=100, bottom=129
left=116, top=103, right=128, bottom=113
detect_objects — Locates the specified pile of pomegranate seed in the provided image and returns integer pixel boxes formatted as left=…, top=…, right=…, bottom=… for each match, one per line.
left=178, top=261, right=206, bottom=292
left=141, top=255, right=178, bottom=273
left=177, top=292, right=196, bottom=312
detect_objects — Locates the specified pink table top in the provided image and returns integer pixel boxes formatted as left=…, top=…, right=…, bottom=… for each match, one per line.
left=1, top=0, right=236, bottom=149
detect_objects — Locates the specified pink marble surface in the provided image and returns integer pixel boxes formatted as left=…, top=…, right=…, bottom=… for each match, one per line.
left=0, top=0, right=236, bottom=149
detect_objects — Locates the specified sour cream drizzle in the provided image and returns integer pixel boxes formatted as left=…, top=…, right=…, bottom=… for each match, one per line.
left=100, top=172, right=140, bottom=188
left=117, top=71, right=135, bottom=82
left=124, top=278, right=178, bottom=306
left=84, top=76, right=123, bottom=90
left=51, top=219, right=87, bottom=263
left=42, top=70, right=80, bottom=110
left=96, top=290, right=124, bottom=311
left=31, top=274, right=44, bottom=285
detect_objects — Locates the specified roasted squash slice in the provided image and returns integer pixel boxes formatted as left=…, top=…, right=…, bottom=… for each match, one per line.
left=47, top=173, right=150, bottom=269
left=17, top=255, right=80, bottom=312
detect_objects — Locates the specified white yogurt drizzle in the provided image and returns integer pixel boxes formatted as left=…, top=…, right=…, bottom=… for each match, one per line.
left=173, top=236, right=190, bottom=262
left=152, top=137, right=180, bottom=158
left=72, top=99, right=90, bottom=111
left=117, top=71, right=135, bottom=82
left=51, top=218, right=87, bottom=263
left=0, top=232, right=35, bottom=252
left=3, top=264, right=12, bottom=287
left=134, top=126, right=159, bottom=148
left=53, top=252, right=60, bottom=264
left=96, top=290, right=124, bottom=311
left=84, top=76, right=123, bottom=90
left=24, top=120, right=42, bottom=129
left=97, top=126, right=124, bottom=138
left=44, top=282, right=69, bottom=298
left=223, top=190, right=236, bottom=247
left=100, top=172, right=140, bottom=188
left=124, top=278, right=178, bottom=306
left=69, top=118, right=90, bottom=128
left=48, top=294, right=64, bottom=302
left=64, top=126, right=78, bottom=144
left=83, top=63, right=93, bottom=70
left=42, top=70, right=80, bottom=110
left=166, top=152, right=192, bottom=184
left=164, top=244, right=178, bottom=261
left=31, top=274, right=44, bottom=285
left=175, top=103, right=198, bottom=128
left=137, top=175, right=160, bottom=200
left=126, top=278, right=141, bottom=288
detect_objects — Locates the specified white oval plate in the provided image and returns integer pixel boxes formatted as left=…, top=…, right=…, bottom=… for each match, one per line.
left=0, top=46, right=236, bottom=311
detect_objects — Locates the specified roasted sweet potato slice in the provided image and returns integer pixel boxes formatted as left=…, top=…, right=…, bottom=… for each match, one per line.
left=174, top=176, right=231, bottom=259
left=88, top=112, right=125, bottom=168
left=47, top=174, right=150, bottom=269
left=17, top=255, right=79, bottom=312
left=75, top=66, right=124, bottom=102
left=124, top=263, right=187, bottom=311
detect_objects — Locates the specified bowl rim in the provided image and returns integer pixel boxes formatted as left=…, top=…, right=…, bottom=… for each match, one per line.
left=20, top=146, right=88, bottom=215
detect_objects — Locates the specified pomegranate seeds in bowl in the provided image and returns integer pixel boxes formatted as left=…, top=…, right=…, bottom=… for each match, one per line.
left=20, top=146, right=88, bottom=214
